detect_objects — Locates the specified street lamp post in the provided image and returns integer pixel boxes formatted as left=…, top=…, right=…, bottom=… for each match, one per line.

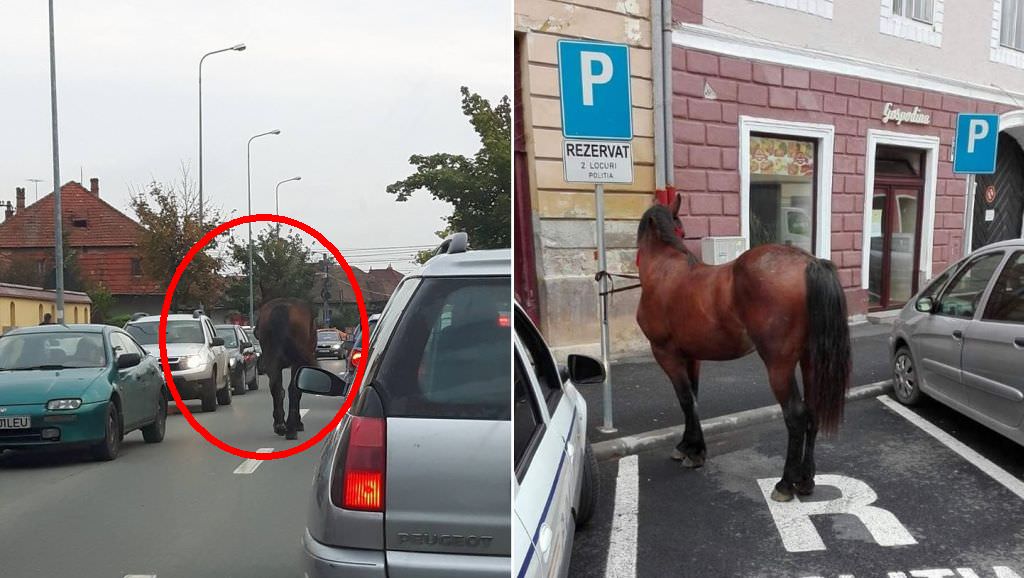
left=246, top=129, right=281, bottom=325
left=47, top=0, right=64, bottom=323
left=275, top=176, right=301, bottom=215
left=199, top=43, right=245, bottom=227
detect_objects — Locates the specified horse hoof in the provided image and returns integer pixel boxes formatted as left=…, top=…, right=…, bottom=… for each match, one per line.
left=274, top=424, right=287, bottom=436
left=285, top=431, right=298, bottom=441
left=297, top=422, right=305, bottom=432
left=670, top=449, right=685, bottom=461
left=771, top=487, right=795, bottom=502
left=795, top=480, right=815, bottom=496
left=681, top=455, right=705, bottom=469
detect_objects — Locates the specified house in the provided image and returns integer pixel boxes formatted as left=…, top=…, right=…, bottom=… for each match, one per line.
left=0, top=283, right=92, bottom=334
left=311, top=261, right=405, bottom=330
left=0, top=179, right=163, bottom=320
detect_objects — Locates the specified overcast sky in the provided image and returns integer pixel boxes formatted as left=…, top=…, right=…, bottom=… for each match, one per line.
left=0, top=1, right=509, bottom=273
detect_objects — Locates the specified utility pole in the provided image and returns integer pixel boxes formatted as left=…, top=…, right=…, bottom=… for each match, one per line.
left=48, top=0, right=65, bottom=323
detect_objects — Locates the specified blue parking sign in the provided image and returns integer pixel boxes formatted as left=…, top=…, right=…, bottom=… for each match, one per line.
left=954, top=113, right=1000, bottom=174
left=558, top=40, right=632, bottom=140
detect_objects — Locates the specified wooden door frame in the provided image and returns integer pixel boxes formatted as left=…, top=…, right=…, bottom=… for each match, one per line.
left=871, top=175, right=925, bottom=310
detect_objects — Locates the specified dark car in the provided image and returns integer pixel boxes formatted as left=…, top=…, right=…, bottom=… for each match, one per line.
left=215, top=325, right=258, bottom=395
left=315, top=329, right=346, bottom=359
left=343, top=313, right=380, bottom=378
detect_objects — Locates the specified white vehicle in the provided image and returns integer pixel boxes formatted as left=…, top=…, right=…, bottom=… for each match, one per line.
left=514, top=302, right=603, bottom=578
left=125, top=311, right=230, bottom=412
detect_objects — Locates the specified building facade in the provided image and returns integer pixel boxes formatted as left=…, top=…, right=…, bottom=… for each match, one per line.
left=515, top=0, right=1024, bottom=358
left=0, top=283, right=91, bottom=334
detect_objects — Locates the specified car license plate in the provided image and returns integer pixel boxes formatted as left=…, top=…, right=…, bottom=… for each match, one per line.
left=0, top=416, right=30, bottom=429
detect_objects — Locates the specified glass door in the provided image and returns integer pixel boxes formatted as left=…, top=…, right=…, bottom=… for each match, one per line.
left=869, top=183, right=923, bottom=309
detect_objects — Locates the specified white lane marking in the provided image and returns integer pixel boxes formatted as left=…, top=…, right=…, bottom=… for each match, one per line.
left=757, top=474, right=916, bottom=552
left=124, top=575, right=156, bottom=578
left=605, top=454, right=638, bottom=578
left=233, top=448, right=274, bottom=474
left=300, top=408, right=309, bottom=418
left=878, top=395, right=1024, bottom=500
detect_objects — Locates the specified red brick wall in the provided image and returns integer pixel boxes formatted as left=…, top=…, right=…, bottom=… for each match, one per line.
left=672, top=47, right=1016, bottom=314
left=2, top=246, right=161, bottom=296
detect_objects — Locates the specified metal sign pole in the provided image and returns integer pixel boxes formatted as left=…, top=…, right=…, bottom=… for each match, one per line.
left=595, top=183, right=616, bottom=434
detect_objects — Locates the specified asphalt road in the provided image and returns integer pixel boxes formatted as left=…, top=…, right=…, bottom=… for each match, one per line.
left=582, top=323, right=894, bottom=442
left=570, top=394, right=1024, bottom=577
left=0, top=359, right=347, bottom=578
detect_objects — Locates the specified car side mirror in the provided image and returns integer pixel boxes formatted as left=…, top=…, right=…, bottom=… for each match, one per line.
left=296, top=366, right=348, bottom=396
left=242, top=343, right=254, bottom=354
left=116, top=352, right=141, bottom=369
left=567, top=354, right=605, bottom=385
left=915, top=296, right=934, bottom=313
left=211, top=337, right=225, bottom=347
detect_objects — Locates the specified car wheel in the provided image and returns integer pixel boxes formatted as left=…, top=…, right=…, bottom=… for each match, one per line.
left=893, top=346, right=923, bottom=406
left=91, top=402, right=122, bottom=461
left=247, top=370, right=258, bottom=391
left=575, top=443, right=600, bottom=528
left=201, top=375, right=218, bottom=413
left=217, top=378, right=233, bottom=406
left=232, top=370, right=247, bottom=396
left=141, top=395, right=167, bottom=443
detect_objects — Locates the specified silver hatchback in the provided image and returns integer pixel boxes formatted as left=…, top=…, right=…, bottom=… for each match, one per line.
left=891, top=238, right=1024, bottom=444
left=295, top=234, right=511, bottom=577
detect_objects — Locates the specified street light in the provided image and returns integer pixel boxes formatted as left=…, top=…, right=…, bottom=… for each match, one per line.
left=275, top=176, right=301, bottom=215
left=47, top=0, right=64, bottom=323
left=247, top=129, right=281, bottom=324
left=199, top=42, right=245, bottom=227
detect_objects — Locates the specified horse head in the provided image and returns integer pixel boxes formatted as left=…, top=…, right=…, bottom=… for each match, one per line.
left=637, top=192, right=695, bottom=266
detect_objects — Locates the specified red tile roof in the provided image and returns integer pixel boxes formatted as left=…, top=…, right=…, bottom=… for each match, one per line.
left=0, top=181, right=144, bottom=248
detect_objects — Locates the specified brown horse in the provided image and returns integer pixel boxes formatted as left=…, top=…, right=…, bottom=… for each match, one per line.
left=254, top=298, right=317, bottom=440
left=636, top=194, right=851, bottom=502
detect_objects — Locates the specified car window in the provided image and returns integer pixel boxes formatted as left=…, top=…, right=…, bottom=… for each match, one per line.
left=514, top=306, right=563, bottom=414
left=0, top=332, right=107, bottom=370
left=318, top=332, right=339, bottom=342
left=204, top=320, right=217, bottom=344
left=983, top=251, right=1024, bottom=323
left=919, top=265, right=956, bottom=302
left=120, top=332, right=147, bottom=356
left=936, top=252, right=1004, bottom=318
left=514, top=355, right=546, bottom=481
left=371, top=276, right=510, bottom=420
left=215, top=327, right=239, bottom=348
left=127, top=320, right=205, bottom=345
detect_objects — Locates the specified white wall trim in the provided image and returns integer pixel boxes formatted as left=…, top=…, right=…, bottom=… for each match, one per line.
left=739, top=116, right=834, bottom=259
left=673, top=23, right=1024, bottom=106
left=750, top=0, right=833, bottom=20
left=990, top=0, right=1024, bottom=69
left=860, top=130, right=940, bottom=293
left=879, top=0, right=943, bottom=47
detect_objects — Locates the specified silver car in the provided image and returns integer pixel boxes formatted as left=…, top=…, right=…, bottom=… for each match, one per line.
left=891, top=238, right=1024, bottom=444
left=295, top=233, right=511, bottom=577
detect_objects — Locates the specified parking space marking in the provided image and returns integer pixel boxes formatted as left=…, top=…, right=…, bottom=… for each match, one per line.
left=233, top=448, right=274, bottom=474
left=606, top=454, right=638, bottom=578
left=124, top=575, right=156, bottom=577
left=300, top=409, right=309, bottom=418
left=757, top=474, right=916, bottom=552
left=878, top=395, right=1024, bottom=501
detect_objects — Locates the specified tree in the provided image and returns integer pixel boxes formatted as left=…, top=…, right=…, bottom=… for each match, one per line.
left=129, top=163, right=225, bottom=311
left=224, top=226, right=316, bottom=311
left=387, top=87, right=510, bottom=249
left=1, top=255, right=43, bottom=287
left=86, top=283, right=115, bottom=323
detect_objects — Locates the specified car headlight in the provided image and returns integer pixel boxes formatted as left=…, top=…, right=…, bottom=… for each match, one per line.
left=331, top=344, right=341, bottom=350
left=179, top=355, right=203, bottom=370
left=229, top=358, right=237, bottom=368
left=47, top=398, right=82, bottom=410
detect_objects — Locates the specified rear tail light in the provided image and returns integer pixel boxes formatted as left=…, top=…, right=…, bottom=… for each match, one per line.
left=350, top=349, right=363, bottom=366
left=332, top=415, right=386, bottom=512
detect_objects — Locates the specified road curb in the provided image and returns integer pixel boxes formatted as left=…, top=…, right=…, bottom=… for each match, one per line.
left=591, top=380, right=893, bottom=461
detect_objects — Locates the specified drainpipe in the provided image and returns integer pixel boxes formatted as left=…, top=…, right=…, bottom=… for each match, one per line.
left=651, top=0, right=667, bottom=198
left=662, top=0, right=675, bottom=194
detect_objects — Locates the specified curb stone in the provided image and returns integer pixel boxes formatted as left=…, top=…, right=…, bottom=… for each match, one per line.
left=591, top=380, right=893, bottom=461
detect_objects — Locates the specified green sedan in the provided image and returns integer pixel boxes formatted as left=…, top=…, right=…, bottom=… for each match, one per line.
left=0, top=324, right=167, bottom=461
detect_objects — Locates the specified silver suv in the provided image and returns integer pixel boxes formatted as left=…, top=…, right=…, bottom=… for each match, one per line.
left=125, top=312, right=230, bottom=412
left=295, top=233, right=511, bottom=577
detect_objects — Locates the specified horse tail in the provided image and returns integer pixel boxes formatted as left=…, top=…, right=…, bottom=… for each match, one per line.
left=266, top=302, right=314, bottom=367
left=804, top=258, right=851, bottom=435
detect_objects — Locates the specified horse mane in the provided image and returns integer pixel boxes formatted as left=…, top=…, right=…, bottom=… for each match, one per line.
left=637, top=204, right=699, bottom=266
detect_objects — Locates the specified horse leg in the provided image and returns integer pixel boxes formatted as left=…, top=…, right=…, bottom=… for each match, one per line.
left=653, top=348, right=705, bottom=468
left=795, top=359, right=818, bottom=495
left=284, top=365, right=303, bottom=440
left=768, top=362, right=808, bottom=502
left=270, top=363, right=287, bottom=436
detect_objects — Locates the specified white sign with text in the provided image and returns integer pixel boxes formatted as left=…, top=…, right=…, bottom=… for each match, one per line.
left=562, top=140, right=633, bottom=184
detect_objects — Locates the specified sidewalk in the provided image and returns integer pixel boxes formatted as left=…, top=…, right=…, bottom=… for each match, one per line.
left=579, top=322, right=894, bottom=443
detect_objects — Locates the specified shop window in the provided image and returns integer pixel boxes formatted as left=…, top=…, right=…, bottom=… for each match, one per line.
left=748, top=134, right=817, bottom=254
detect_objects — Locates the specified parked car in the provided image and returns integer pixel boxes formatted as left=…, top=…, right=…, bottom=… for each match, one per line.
left=513, top=302, right=603, bottom=578
left=241, top=325, right=263, bottom=374
left=215, top=324, right=258, bottom=394
left=343, top=313, right=380, bottom=380
left=315, top=329, right=346, bottom=359
left=891, top=238, right=1024, bottom=445
left=125, top=312, right=230, bottom=412
left=0, top=324, right=167, bottom=461
left=294, top=233, right=511, bottom=577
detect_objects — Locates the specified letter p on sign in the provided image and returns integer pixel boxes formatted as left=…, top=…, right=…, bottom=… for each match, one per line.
left=580, top=51, right=613, bottom=106
left=954, top=113, right=1000, bottom=174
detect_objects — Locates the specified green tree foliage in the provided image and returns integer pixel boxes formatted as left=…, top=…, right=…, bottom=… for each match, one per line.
left=86, top=283, right=115, bottom=323
left=225, top=226, right=316, bottom=310
left=387, top=87, right=510, bottom=250
left=129, top=164, right=224, bottom=311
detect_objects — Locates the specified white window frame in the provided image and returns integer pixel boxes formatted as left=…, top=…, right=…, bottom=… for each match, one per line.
left=739, top=116, right=834, bottom=259
left=750, top=0, right=833, bottom=20
left=880, top=0, right=943, bottom=47
left=860, top=130, right=940, bottom=291
left=992, top=0, right=1024, bottom=68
